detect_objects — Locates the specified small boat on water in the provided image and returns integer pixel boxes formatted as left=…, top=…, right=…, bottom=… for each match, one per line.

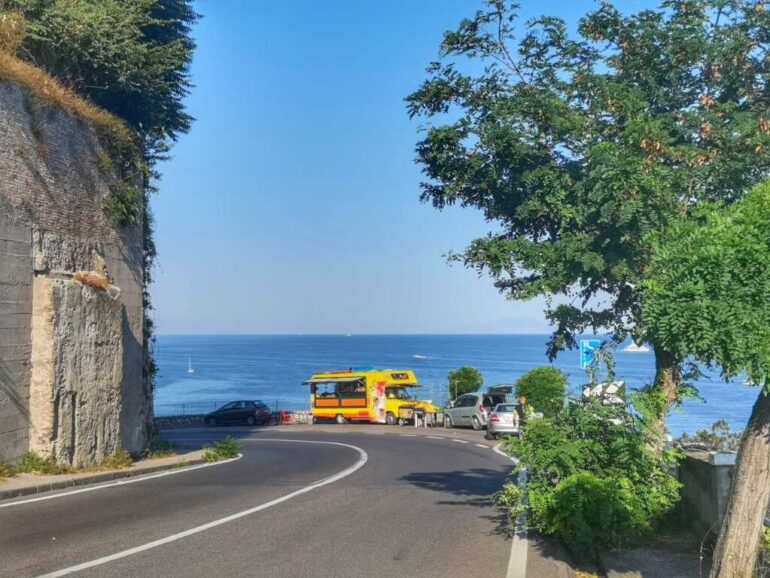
left=623, top=342, right=651, bottom=353
left=187, top=356, right=195, bottom=374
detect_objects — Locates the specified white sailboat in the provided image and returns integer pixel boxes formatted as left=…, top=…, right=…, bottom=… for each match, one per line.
left=187, top=356, right=195, bottom=374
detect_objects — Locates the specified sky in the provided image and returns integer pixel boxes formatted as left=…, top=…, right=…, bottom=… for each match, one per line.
left=151, top=0, right=650, bottom=335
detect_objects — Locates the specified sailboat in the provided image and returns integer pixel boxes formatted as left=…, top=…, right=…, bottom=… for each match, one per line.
left=187, top=356, right=195, bottom=374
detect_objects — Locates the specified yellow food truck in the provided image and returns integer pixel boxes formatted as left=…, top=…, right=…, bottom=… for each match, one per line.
left=305, top=368, right=439, bottom=425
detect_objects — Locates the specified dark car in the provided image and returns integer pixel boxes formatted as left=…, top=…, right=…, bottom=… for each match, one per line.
left=205, top=400, right=271, bottom=427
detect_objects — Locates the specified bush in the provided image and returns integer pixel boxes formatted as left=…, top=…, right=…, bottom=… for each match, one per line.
left=203, top=437, right=241, bottom=462
left=501, top=400, right=681, bottom=561
left=0, top=461, right=12, bottom=479
left=515, top=366, right=567, bottom=417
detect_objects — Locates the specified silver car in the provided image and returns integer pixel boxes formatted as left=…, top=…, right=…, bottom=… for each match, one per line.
left=444, top=385, right=512, bottom=430
left=485, top=403, right=521, bottom=439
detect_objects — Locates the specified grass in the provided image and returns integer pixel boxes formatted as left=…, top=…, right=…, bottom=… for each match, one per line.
left=0, top=51, right=138, bottom=156
left=145, top=436, right=177, bottom=459
left=203, top=437, right=241, bottom=462
left=0, top=449, right=135, bottom=480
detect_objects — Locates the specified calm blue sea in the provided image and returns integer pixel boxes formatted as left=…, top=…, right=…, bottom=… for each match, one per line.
left=153, top=334, right=758, bottom=437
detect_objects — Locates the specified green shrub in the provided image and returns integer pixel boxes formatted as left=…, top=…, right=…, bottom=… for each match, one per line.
left=0, top=461, right=13, bottom=479
left=515, top=366, right=567, bottom=417
left=501, top=400, right=681, bottom=561
left=203, top=437, right=241, bottom=462
left=13, top=452, right=68, bottom=475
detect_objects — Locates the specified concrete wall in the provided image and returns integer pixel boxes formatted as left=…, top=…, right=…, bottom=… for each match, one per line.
left=678, top=451, right=736, bottom=536
left=0, top=221, right=32, bottom=461
left=0, top=79, right=149, bottom=465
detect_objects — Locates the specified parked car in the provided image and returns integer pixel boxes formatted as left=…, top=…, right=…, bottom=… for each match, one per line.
left=444, top=385, right=512, bottom=430
left=205, top=400, right=271, bottom=426
left=485, top=403, right=521, bottom=439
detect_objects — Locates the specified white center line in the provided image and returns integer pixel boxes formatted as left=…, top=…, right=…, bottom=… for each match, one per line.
left=426, top=436, right=443, bottom=440
left=452, top=439, right=469, bottom=444
left=475, top=444, right=489, bottom=449
left=36, top=439, right=368, bottom=578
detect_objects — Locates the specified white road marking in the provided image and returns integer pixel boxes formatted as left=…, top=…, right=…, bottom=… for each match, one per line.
left=426, top=436, right=443, bottom=440
left=0, top=454, right=243, bottom=509
left=452, top=439, right=469, bottom=444
left=36, top=439, right=368, bottom=578
left=493, top=444, right=528, bottom=578
left=475, top=444, right=489, bottom=449
left=400, top=433, right=417, bottom=437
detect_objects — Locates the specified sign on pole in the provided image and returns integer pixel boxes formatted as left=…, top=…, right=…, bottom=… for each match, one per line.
left=580, top=339, right=602, bottom=370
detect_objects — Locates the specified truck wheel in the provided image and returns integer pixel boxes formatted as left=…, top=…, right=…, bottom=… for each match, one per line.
left=335, top=414, right=348, bottom=425
left=385, top=412, right=397, bottom=426
left=444, top=415, right=453, bottom=429
left=472, top=416, right=483, bottom=431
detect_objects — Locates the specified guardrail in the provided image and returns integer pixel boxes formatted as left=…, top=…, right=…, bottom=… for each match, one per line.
left=154, top=399, right=308, bottom=417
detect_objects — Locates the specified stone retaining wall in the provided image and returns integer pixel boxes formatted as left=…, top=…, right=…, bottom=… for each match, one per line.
left=0, top=79, right=149, bottom=466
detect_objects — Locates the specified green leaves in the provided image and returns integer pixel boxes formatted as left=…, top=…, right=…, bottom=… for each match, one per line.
left=642, top=182, right=770, bottom=386
left=447, top=366, right=484, bottom=398
left=407, top=0, right=770, bottom=358
left=1, top=0, right=199, bottom=159
left=502, top=399, right=681, bottom=560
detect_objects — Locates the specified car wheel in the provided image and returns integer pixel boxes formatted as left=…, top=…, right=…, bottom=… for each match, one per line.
left=206, top=417, right=216, bottom=427
left=335, top=414, right=348, bottom=425
left=246, top=416, right=256, bottom=426
left=471, top=416, right=482, bottom=431
left=385, top=412, right=397, bottom=426
left=397, top=418, right=406, bottom=426
left=485, top=432, right=496, bottom=441
left=444, top=415, right=453, bottom=429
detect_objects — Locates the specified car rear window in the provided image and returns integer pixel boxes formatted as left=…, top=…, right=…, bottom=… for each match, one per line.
left=494, top=404, right=516, bottom=413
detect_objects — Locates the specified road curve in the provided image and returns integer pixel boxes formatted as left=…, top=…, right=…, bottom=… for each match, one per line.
left=1, top=428, right=515, bottom=578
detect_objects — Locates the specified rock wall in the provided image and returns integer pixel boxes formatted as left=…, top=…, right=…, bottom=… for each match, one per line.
left=0, top=79, right=150, bottom=466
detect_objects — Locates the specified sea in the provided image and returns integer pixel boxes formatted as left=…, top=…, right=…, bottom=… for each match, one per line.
left=153, top=334, right=759, bottom=437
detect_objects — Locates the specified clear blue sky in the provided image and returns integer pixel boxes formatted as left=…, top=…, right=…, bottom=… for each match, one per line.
left=152, top=0, right=649, bottom=335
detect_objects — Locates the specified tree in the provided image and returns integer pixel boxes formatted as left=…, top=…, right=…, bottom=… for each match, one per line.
left=642, top=182, right=770, bottom=578
left=0, top=0, right=198, bottom=160
left=514, top=366, right=567, bottom=417
left=447, top=367, right=483, bottom=400
left=406, top=0, right=770, bottom=431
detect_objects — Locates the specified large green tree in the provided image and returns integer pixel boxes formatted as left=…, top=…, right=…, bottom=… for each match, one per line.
left=0, top=0, right=198, bottom=160
left=643, top=182, right=770, bottom=578
left=406, top=0, right=770, bottom=427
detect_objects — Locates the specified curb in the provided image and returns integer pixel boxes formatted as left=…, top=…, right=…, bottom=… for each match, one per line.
left=0, top=456, right=208, bottom=502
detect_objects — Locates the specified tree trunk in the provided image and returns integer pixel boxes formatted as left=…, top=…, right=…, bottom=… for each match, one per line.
left=710, top=387, right=770, bottom=578
left=649, top=345, right=682, bottom=440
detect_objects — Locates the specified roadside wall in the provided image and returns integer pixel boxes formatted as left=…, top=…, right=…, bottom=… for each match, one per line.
left=0, top=79, right=150, bottom=466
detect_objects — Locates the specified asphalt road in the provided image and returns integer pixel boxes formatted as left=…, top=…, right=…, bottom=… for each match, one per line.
left=0, top=428, right=520, bottom=578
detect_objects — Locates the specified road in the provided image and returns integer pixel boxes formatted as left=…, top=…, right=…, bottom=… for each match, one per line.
left=0, top=427, right=552, bottom=578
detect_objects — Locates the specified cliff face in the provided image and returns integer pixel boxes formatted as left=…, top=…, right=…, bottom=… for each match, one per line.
left=0, top=79, right=151, bottom=466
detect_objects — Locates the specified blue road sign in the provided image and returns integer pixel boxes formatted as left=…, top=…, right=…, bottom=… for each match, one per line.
left=580, top=339, right=602, bottom=369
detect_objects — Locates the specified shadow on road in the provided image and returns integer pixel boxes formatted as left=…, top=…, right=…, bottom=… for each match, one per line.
left=401, top=466, right=517, bottom=538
